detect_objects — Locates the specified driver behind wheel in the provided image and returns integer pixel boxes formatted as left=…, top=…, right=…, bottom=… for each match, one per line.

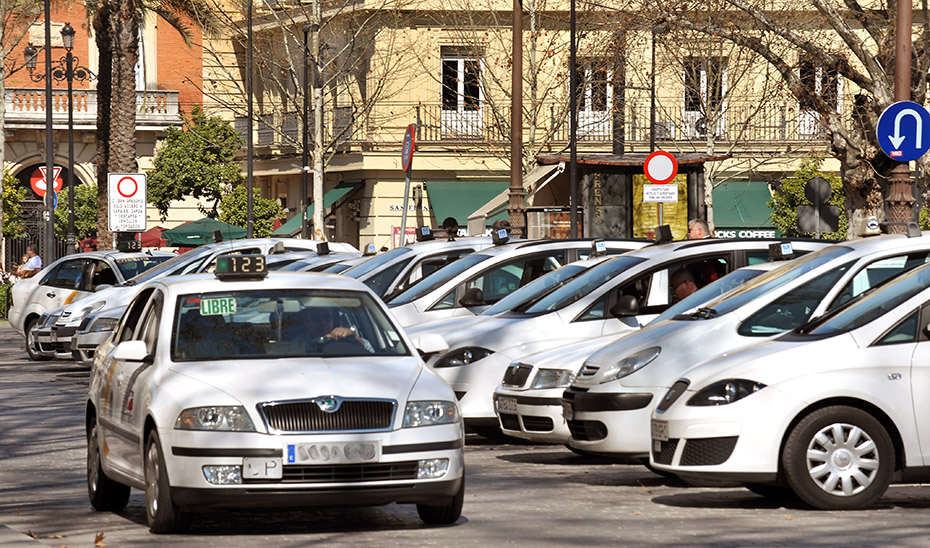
left=306, top=307, right=374, bottom=352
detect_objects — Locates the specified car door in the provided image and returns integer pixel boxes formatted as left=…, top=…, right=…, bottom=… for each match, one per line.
left=36, top=258, right=88, bottom=312
left=99, top=287, right=157, bottom=477
left=573, top=252, right=736, bottom=334
left=906, top=302, right=930, bottom=465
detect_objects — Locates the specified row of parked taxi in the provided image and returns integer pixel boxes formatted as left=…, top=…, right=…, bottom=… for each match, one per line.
left=10, top=222, right=930, bottom=531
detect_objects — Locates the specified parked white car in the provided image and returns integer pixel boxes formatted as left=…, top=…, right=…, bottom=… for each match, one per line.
left=86, top=261, right=463, bottom=532
left=388, top=239, right=650, bottom=328
left=9, top=250, right=174, bottom=360
left=650, top=261, right=930, bottom=510
left=38, top=238, right=336, bottom=361
left=566, top=231, right=930, bottom=459
left=420, top=238, right=830, bottom=432
left=493, top=262, right=779, bottom=443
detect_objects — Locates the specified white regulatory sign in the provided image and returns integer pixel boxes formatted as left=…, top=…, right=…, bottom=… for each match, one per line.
left=643, top=184, right=678, bottom=203
left=108, top=173, right=147, bottom=232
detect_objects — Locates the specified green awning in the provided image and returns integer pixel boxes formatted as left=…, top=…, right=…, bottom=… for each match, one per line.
left=273, top=182, right=360, bottom=236
left=163, top=217, right=247, bottom=246
left=713, top=181, right=774, bottom=227
left=426, top=181, right=511, bottom=228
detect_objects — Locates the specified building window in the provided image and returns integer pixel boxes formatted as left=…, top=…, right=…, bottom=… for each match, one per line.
left=799, top=57, right=840, bottom=113
left=441, top=47, right=482, bottom=112
left=683, top=57, right=725, bottom=113
left=574, top=61, right=611, bottom=113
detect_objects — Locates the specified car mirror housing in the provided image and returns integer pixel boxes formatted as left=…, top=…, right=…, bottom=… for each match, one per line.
left=610, top=295, right=640, bottom=318
left=113, top=340, right=152, bottom=363
left=459, top=287, right=485, bottom=307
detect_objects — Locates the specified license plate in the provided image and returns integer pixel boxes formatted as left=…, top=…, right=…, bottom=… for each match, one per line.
left=242, top=457, right=283, bottom=479
left=562, top=402, right=573, bottom=421
left=498, top=396, right=518, bottom=413
left=651, top=419, right=669, bottom=442
left=287, top=441, right=381, bottom=464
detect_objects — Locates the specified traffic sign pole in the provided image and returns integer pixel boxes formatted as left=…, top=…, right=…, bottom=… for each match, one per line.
left=399, top=124, right=416, bottom=248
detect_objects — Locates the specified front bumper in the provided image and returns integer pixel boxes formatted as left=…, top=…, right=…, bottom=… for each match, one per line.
left=434, top=352, right=513, bottom=421
left=160, top=424, right=466, bottom=509
left=494, top=387, right=568, bottom=443
left=562, top=386, right=659, bottom=457
left=32, top=327, right=59, bottom=359
left=72, top=330, right=113, bottom=366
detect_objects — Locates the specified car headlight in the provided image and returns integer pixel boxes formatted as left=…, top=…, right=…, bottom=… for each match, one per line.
left=434, top=347, right=494, bottom=368
left=75, top=301, right=106, bottom=322
left=531, top=368, right=576, bottom=389
left=88, top=316, right=120, bottom=333
left=687, top=379, right=766, bottom=406
left=175, top=406, right=255, bottom=431
left=595, top=346, right=661, bottom=384
left=403, top=401, right=460, bottom=427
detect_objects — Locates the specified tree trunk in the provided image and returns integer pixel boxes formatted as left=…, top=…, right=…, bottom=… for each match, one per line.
left=108, top=0, right=140, bottom=246
left=94, top=6, right=114, bottom=250
left=839, top=147, right=885, bottom=237
left=311, top=3, right=324, bottom=239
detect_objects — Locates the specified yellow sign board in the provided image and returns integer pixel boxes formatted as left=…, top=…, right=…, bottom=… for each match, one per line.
left=633, top=174, right=688, bottom=239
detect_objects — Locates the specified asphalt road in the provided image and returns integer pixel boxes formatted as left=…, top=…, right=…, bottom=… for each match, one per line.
left=1, top=323, right=929, bottom=547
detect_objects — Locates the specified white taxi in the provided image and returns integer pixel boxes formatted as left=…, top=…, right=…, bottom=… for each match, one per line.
left=86, top=256, right=463, bottom=532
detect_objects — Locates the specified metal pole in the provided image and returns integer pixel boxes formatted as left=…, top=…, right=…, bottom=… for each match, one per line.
left=508, top=0, right=526, bottom=237
left=568, top=0, right=578, bottom=238
left=399, top=167, right=411, bottom=248
left=246, top=0, right=254, bottom=238
left=650, top=32, right=657, bottom=153
left=43, top=0, right=55, bottom=263
left=885, top=0, right=915, bottom=225
left=67, top=50, right=76, bottom=253
left=300, top=25, right=311, bottom=240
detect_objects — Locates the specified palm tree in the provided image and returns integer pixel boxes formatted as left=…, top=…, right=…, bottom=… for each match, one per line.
left=85, top=0, right=217, bottom=249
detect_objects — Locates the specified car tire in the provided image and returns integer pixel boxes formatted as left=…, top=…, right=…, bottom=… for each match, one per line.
left=87, top=418, right=130, bottom=511
left=416, top=475, right=464, bottom=526
left=783, top=406, right=894, bottom=510
left=25, top=318, right=52, bottom=361
left=145, top=431, right=191, bottom=533
left=742, top=482, right=795, bottom=500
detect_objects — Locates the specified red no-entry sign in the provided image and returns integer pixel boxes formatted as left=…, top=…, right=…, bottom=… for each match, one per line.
left=644, top=151, right=678, bottom=184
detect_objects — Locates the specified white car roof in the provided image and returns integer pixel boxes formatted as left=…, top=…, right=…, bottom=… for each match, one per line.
left=154, top=271, right=373, bottom=296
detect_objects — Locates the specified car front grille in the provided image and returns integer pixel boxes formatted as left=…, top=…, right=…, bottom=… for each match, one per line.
left=679, top=437, right=738, bottom=466
left=567, top=420, right=607, bottom=441
left=577, top=364, right=600, bottom=379
left=521, top=415, right=554, bottom=432
left=652, top=439, right=679, bottom=465
left=502, top=364, right=533, bottom=388
left=258, top=398, right=395, bottom=433
left=244, top=461, right=419, bottom=484
left=499, top=413, right=520, bottom=431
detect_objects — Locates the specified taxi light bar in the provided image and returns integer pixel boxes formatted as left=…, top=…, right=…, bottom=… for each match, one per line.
left=363, top=243, right=377, bottom=256
left=590, top=239, right=607, bottom=257
left=317, top=241, right=330, bottom=255
left=768, top=242, right=794, bottom=261
left=117, top=240, right=142, bottom=252
left=878, top=221, right=922, bottom=238
left=417, top=226, right=435, bottom=242
left=215, top=254, right=268, bottom=280
left=654, top=225, right=673, bottom=244
left=492, top=228, right=509, bottom=245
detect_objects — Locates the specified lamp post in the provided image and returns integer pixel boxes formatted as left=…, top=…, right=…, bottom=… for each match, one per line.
left=649, top=25, right=668, bottom=153
left=246, top=0, right=254, bottom=238
left=568, top=0, right=577, bottom=238
left=25, top=23, right=95, bottom=256
left=301, top=24, right=311, bottom=240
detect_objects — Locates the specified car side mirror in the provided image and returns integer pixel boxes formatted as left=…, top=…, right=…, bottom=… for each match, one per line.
left=113, top=340, right=152, bottom=363
left=610, top=295, right=640, bottom=318
left=413, top=333, right=449, bottom=356
left=459, top=287, right=485, bottom=307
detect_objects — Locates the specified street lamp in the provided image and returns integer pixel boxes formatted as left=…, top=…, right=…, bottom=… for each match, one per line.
left=24, top=23, right=95, bottom=255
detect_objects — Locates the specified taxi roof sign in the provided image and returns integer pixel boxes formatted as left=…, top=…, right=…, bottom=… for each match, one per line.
left=215, top=254, right=268, bottom=280
left=768, top=242, right=794, bottom=261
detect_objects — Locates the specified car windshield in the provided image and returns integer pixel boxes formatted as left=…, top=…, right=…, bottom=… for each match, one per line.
left=519, top=256, right=648, bottom=314
left=341, top=247, right=413, bottom=279
left=481, top=263, right=589, bottom=316
left=171, top=289, right=410, bottom=361
left=114, top=255, right=173, bottom=279
left=125, top=246, right=216, bottom=285
left=698, top=246, right=854, bottom=316
left=651, top=267, right=769, bottom=324
left=389, top=253, right=491, bottom=305
left=803, top=263, right=930, bottom=336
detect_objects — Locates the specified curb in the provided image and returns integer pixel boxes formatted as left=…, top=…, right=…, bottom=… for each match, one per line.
left=0, top=524, right=46, bottom=546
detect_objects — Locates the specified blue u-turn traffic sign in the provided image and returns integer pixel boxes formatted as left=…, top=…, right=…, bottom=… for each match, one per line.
left=877, top=101, right=930, bottom=162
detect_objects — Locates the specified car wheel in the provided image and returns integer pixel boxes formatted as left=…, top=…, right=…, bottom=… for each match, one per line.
left=145, top=431, right=191, bottom=533
left=416, top=476, right=464, bottom=525
left=25, top=318, right=52, bottom=361
left=783, top=406, right=894, bottom=510
left=742, top=482, right=795, bottom=500
left=87, top=418, right=130, bottom=511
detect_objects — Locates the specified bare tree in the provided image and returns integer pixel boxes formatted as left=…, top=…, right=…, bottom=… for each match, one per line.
left=651, top=0, right=930, bottom=236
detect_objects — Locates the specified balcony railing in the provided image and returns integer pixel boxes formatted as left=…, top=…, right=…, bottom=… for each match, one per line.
left=235, top=106, right=353, bottom=148
left=4, top=88, right=180, bottom=128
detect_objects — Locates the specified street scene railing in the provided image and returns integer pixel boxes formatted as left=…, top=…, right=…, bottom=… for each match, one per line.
left=4, top=88, right=180, bottom=126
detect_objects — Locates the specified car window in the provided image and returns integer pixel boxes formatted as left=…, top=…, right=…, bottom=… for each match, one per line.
left=389, top=253, right=491, bottom=305
left=139, top=291, right=164, bottom=354
left=171, top=289, right=410, bottom=361
left=873, top=310, right=919, bottom=346
left=86, top=260, right=118, bottom=291
left=342, top=247, right=414, bottom=278
left=45, top=259, right=86, bottom=290
left=521, top=255, right=647, bottom=314
left=115, top=288, right=157, bottom=344
left=363, top=257, right=414, bottom=297
left=481, top=263, right=589, bottom=316
left=738, top=262, right=853, bottom=336
left=652, top=267, right=769, bottom=324
left=132, top=246, right=215, bottom=283
left=830, top=252, right=930, bottom=311
left=465, top=252, right=566, bottom=305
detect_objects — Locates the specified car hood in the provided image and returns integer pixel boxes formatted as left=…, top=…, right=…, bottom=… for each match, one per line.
left=516, top=334, right=621, bottom=372
left=580, top=315, right=739, bottom=388
left=405, top=315, right=493, bottom=338
left=169, top=356, right=423, bottom=404
left=430, top=315, right=533, bottom=352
